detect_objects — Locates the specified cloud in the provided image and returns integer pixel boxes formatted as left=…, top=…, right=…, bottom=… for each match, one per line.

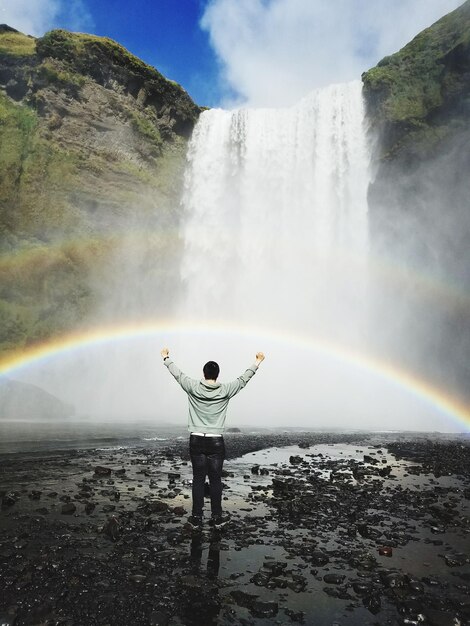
left=0, top=0, right=93, bottom=37
left=201, top=0, right=464, bottom=107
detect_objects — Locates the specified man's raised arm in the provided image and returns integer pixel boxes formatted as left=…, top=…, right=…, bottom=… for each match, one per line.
left=161, top=348, right=194, bottom=394
left=226, top=352, right=265, bottom=398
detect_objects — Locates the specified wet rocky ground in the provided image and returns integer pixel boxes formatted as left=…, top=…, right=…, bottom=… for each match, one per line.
left=0, top=431, right=469, bottom=625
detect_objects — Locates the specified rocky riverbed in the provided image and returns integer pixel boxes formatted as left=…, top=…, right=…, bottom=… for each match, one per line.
left=0, top=431, right=469, bottom=625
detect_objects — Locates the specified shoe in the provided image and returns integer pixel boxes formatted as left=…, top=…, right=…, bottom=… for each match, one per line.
left=187, top=515, right=203, bottom=530
left=209, top=514, right=230, bottom=530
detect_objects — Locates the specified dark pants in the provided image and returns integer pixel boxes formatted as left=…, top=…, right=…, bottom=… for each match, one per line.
left=189, top=434, right=225, bottom=517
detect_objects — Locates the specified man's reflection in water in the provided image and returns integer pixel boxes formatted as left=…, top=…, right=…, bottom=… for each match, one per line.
left=180, top=532, right=222, bottom=625
left=190, top=532, right=221, bottom=579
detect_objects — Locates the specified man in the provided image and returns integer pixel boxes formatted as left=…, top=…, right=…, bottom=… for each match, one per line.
left=161, top=348, right=265, bottom=530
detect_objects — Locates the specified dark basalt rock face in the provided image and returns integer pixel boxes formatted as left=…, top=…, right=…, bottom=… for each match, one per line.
left=362, top=1, right=470, bottom=399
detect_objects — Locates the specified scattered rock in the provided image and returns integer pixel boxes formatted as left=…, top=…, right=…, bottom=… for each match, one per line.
left=172, top=506, right=185, bottom=516
left=443, top=553, right=467, bottom=567
left=94, top=466, right=112, bottom=476
left=1, top=492, right=17, bottom=507
left=363, top=594, right=381, bottom=614
left=230, top=590, right=258, bottom=609
left=251, top=600, right=278, bottom=618
left=0, top=431, right=468, bottom=626
left=323, top=574, right=345, bottom=584
left=61, top=502, right=76, bottom=515
left=102, top=516, right=120, bottom=541
left=150, top=610, right=170, bottom=626
left=311, top=551, right=329, bottom=566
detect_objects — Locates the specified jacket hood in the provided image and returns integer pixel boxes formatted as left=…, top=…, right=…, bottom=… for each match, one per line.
left=200, top=380, right=221, bottom=390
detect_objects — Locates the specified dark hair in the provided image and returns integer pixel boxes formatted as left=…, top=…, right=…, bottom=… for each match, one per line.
left=203, top=361, right=220, bottom=380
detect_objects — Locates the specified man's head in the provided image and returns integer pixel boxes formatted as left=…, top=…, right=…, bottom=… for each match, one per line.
left=203, top=361, right=220, bottom=381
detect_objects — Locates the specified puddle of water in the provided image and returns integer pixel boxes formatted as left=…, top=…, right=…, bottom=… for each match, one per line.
left=187, top=538, right=379, bottom=625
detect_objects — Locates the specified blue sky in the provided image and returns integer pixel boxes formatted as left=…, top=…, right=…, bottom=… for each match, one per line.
left=78, top=0, right=223, bottom=107
left=1, top=0, right=464, bottom=107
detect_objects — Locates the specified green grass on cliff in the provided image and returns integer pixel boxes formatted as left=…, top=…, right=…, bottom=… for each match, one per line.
left=0, top=30, right=36, bottom=56
left=0, top=93, right=94, bottom=351
left=0, top=93, right=38, bottom=220
left=363, top=1, right=470, bottom=126
left=0, top=92, right=85, bottom=239
left=129, top=110, right=162, bottom=152
left=34, top=29, right=199, bottom=128
left=37, top=30, right=172, bottom=89
left=38, top=60, right=87, bottom=91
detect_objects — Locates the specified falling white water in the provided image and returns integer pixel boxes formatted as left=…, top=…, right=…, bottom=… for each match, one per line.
left=180, top=81, right=370, bottom=344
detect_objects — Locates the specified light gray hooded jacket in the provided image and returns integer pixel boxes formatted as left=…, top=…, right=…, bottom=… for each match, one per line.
left=164, top=358, right=258, bottom=434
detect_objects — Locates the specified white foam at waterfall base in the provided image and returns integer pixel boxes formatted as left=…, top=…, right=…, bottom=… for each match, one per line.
left=180, top=81, right=369, bottom=344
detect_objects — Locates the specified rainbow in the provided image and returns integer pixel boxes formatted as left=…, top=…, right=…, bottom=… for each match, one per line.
left=0, top=321, right=469, bottom=431
left=0, top=231, right=180, bottom=275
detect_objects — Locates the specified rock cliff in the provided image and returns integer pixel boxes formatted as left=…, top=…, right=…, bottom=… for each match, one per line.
left=362, top=0, right=470, bottom=267
left=362, top=1, right=469, bottom=162
left=362, top=1, right=470, bottom=398
left=0, top=25, right=201, bottom=352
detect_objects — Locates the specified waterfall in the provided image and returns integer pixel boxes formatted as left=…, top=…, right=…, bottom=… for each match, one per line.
left=16, top=81, right=374, bottom=424
left=180, top=81, right=370, bottom=344
left=14, top=80, right=455, bottom=429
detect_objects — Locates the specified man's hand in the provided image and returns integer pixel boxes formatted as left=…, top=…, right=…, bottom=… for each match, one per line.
left=161, top=348, right=169, bottom=359
left=255, top=352, right=265, bottom=365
